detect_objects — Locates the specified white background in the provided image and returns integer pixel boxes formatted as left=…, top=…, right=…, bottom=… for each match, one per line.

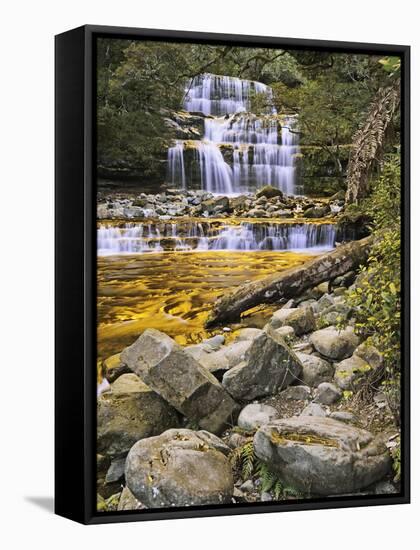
left=1, top=0, right=417, bottom=548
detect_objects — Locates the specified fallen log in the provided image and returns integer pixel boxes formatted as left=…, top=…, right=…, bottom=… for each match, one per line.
left=205, top=236, right=373, bottom=328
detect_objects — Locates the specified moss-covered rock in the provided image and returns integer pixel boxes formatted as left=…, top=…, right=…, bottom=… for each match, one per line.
left=256, top=185, right=284, bottom=199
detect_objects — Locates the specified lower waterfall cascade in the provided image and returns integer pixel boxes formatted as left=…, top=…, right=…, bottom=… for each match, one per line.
left=97, top=220, right=340, bottom=255
left=167, top=73, right=300, bottom=195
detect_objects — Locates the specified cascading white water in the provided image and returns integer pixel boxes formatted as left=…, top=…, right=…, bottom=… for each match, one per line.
left=167, top=140, right=186, bottom=188
left=184, top=73, right=271, bottom=116
left=196, top=142, right=234, bottom=195
left=97, top=221, right=337, bottom=255
left=168, top=73, right=300, bottom=195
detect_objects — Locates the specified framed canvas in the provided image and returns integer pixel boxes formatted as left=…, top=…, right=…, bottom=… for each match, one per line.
left=55, top=25, right=410, bottom=524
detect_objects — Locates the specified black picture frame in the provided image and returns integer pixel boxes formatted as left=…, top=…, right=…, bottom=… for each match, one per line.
left=55, top=24, right=410, bottom=525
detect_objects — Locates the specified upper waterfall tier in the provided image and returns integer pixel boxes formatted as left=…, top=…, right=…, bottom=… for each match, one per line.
left=167, top=73, right=299, bottom=195
left=184, top=73, right=273, bottom=116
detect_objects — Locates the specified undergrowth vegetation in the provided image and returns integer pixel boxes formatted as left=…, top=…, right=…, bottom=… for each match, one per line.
left=230, top=439, right=302, bottom=500
left=344, top=155, right=401, bottom=420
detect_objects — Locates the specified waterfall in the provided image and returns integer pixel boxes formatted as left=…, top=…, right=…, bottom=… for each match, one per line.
left=98, top=221, right=338, bottom=255
left=167, top=140, right=186, bottom=188
left=184, top=73, right=272, bottom=116
left=167, top=73, right=300, bottom=195
left=195, top=142, right=234, bottom=195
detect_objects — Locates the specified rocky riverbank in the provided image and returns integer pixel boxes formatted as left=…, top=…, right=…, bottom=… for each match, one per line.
left=97, top=264, right=399, bottom=511
left=97, top=185, right=346, bottom=221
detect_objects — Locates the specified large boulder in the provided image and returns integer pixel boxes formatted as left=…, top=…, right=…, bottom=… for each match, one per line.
left=201, top=196, right=230, bottom=215
left=222, top=327, right=303, bottom=401
left=125, top=429, right=234, bottom=508
left=296, top=352, right=334, bottom=387
left=120, top=329, right=239, bottom=434
left=334, top=354, right=372, bottom=390
left=270, top=307, right=316, bottom=336
left=256, top=185, right=284, bottom=199
left=309, top=326, right=360, bottom=360
left=303, top=205, right=330, bottom=218
left=237, top=404, right=280, bottom=431
left=253, top=416, right=390, bottom=495
left=97, top=389, right=180, bottom=456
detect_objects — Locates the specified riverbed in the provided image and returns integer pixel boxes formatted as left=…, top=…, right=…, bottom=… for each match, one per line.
left=97, top=249, right=318, bottom=360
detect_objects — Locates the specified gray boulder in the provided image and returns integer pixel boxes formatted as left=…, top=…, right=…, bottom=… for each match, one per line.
left=237, top=404, right=280, bottom=431
left=256, top=185, right=284, bottom=199
left=296, top=352, right=334, bottom=387
left=334, top=354, right=372, bottom=391
left=97, top=389, right=180, bottom=456
left=270, top=307, right=316, bottom=336
left=105, top=457, right=126, bottom=484
left=314, top=382, right=342, bottom=404
left=121, top=329, right=239, bottom=434
left=310, top=326, right=360, bottom=360
left=253, top=416, right=391, bottom=495
left=354, top=342, right=384, bottom=370
left=317, top=293, right=335, bottom=312
left=280, top=385, right=311, bottom=401
left=125, top=429, right=234, bottom=508
left=222, top=327, right=302, bottom=401
left=300, top=403, right=327, bottom=417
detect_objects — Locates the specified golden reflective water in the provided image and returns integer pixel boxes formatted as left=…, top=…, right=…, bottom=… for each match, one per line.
left=97, top=250, right=317, bottom=361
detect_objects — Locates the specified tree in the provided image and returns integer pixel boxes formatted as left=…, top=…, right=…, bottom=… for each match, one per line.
left=345, top=68, right=400, bottom=203
left=271, top=54, right=387, bottom=185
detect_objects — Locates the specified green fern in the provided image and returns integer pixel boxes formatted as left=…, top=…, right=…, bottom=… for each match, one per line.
left=230, top=438, right=255, bottom=479
left=241, top=441, right=256, bottom=479
left=256, top=461, right=276, bottom=492
left=230, top=440, right=302, bottom=501
left=273, top=479, right=284, bottom=500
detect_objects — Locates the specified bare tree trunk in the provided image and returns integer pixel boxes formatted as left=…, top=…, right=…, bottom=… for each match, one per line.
left=205, top=236, right=373, bottom=328
left=345, top=80, right=400, bottom=205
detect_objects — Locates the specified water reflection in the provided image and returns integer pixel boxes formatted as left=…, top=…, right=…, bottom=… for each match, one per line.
left=97, top=250, right=316, bottom=360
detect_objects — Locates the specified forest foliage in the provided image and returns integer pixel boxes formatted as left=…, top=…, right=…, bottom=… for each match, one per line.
left=344, top=155, right=401, bottom=416
left=96, top=39, right=396, bottom=182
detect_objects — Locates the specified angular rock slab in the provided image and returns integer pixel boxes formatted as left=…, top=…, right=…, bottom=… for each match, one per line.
left=97, top=390, right=181, bottom=456
left=222, top=327, right=303, bottom=401
left=125, top=429, right=234, bottom=508
left=253, top=416, right=390, bottom=495
left=309, top=326, right=360, bottom=360
left=121, top=329, right=239, bottom=434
